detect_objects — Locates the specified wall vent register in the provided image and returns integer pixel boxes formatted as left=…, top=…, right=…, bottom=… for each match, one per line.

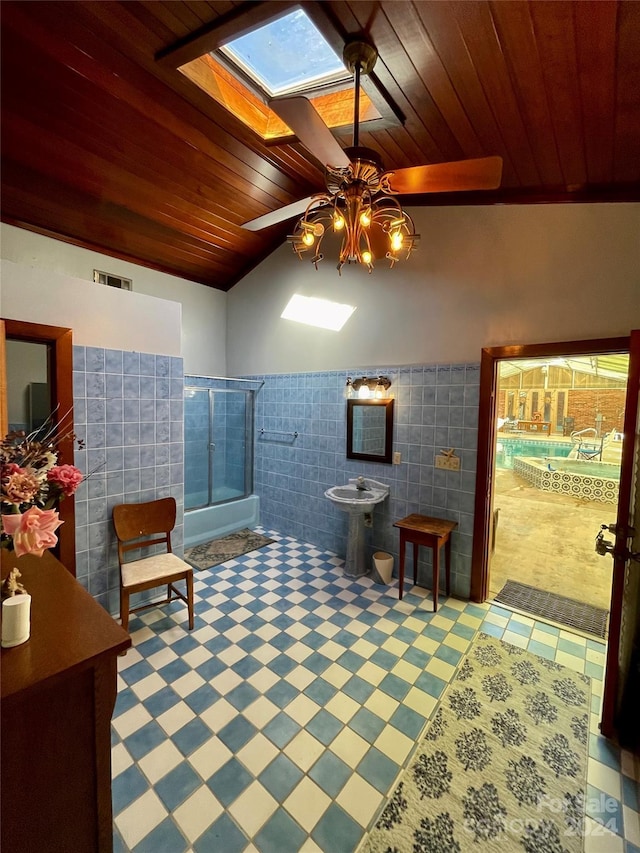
left=93, top=270, right=132, bottom=291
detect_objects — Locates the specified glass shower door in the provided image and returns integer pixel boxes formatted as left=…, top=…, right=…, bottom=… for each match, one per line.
left=184, top=386, right=253, bottom=510
left=184, top=388, right=212, bottom=510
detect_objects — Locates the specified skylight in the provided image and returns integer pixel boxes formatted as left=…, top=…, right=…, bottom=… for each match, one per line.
left=281, top=295, right=356, bottom=331
left=220, top=8, right=348, bottom=97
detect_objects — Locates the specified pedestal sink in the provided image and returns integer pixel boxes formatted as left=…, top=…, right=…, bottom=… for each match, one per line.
left=325, top=478, right=390, bottom=577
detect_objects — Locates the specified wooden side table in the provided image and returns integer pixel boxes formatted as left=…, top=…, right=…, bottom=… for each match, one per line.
left=393, top=514, right=458, bottom=610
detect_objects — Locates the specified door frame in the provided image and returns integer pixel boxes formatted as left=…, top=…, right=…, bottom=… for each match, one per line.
left=602, top=329, right=640, bottom=737
left=1, top=319, right=76, bottom=574
left=471, top=336, right=629, bottom=603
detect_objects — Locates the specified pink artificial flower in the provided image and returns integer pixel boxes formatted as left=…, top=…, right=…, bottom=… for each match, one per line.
left=1, top=462, right=22, bottom=478
left=3, top=470, right=40, bottom=504
left=1, top=506, right=64, bottom=558
left=47, top=464, right=83, bottom=497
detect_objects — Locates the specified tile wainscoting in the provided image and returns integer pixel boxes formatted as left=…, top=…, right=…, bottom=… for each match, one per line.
left=247, top=363, right=480, bottom=599
left=72, top=346, right=184, bottom=612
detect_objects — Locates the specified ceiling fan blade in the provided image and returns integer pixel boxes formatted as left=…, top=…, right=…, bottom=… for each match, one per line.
left=269, top=96, right=351, bottom=170
left=242, top=195, right=319, bottom=231
left=384, top=156, right=503, bottom=195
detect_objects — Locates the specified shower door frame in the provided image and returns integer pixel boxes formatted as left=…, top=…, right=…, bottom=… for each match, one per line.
left=184, top=385, right=254, bottom=511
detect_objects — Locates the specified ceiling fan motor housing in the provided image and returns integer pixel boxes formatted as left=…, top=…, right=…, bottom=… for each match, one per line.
left=326, top=146, right=385, bottom=195
left=343, top=40, right=378, bottom=76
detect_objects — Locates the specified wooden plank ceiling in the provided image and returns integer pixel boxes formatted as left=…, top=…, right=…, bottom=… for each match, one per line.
left=1, top=1, right=639, bottom=292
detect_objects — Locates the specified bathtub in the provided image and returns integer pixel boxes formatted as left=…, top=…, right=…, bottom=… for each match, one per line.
left=184, top=495, right=260, bottom=548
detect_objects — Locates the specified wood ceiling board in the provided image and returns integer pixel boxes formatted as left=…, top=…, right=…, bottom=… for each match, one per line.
left=613, top=3, right=640, bottom=183
left=529, top=1, right=588, bottom=189
left=2, top=115, right=248, bottom=254
left=450, top=1, right=541, bottom=186
left=575, top=2, right=617, bottom=185
left=379, top=2, right=484, bottom=161
left=1, top=5, right=311, bottom=208
left=488, top=1, right=564, bottom=187
left=59, top=1, right=313, bottom=189
left=412, top=1, right=518, bottom=185
left=326, top=1, right=460, bottom=163
left=1, top=173, right=240, bottom=284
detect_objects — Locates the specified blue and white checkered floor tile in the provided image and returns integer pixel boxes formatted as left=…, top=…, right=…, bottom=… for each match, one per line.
left=112, top=530, right=640, bottom=853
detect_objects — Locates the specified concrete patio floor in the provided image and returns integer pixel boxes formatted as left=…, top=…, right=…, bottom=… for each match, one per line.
left=489, top=468, right=615, bottom=615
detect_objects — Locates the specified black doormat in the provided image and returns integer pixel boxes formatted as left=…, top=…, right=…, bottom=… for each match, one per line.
left=185, top=528, right=275, bottom=571
left=494, top=580, right=609, bottom=639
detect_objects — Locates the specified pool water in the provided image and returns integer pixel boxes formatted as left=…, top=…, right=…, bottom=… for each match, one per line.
left=496, top=438, right=571, bottom=470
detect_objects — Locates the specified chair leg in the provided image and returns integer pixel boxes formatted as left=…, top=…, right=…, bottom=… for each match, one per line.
left=120, top=589, right=130, bottom=633
left=186, top=572, right=194, bottom=630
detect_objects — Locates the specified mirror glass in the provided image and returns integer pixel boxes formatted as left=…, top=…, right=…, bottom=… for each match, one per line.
left=346, top=399, right=394, bottom=463
left=6, top=340, right=52, bottom=434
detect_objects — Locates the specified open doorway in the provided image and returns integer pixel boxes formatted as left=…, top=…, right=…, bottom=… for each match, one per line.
left=488, top=353, right=629, bottom=636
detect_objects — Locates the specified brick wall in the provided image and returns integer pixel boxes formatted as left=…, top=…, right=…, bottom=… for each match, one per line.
left=567, top=389, right=626, bottom=433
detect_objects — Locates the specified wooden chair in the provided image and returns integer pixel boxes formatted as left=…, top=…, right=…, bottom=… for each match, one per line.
left=112, top=497, right=194, bottom=633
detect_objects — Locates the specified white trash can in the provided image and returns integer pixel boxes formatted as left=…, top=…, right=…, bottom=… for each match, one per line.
left=372, top=551, right=394, bottom=585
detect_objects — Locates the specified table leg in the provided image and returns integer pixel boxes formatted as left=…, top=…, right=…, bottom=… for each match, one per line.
left=398, top=533, right=406, bottom=600
left=433, top=543, right=440, bottom=612
left=445, top=535, right=452, bottom=596
left=412, top=543, right=419, bottom=588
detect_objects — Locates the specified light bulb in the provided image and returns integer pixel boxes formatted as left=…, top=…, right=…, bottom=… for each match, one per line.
left=360, top=209, right=371, bottom=227
left=358, top=384, right=370, bottom=399
left=302, top=231, right=315, bottom=247
left=333, top=213, right=345, bottom=231
left=390, top=231, right=404, bottom=252
left=361, top=250, right=372, bottom=265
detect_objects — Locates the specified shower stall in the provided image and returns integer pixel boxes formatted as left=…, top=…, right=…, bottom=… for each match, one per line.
left=183, top=380, right=259, bottom=548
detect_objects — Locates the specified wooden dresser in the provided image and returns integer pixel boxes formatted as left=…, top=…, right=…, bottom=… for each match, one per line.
left=1, top=551, right=131, bottom=853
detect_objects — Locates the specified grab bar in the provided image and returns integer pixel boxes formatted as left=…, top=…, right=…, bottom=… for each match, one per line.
left=259, top=429, right=298, bottom=438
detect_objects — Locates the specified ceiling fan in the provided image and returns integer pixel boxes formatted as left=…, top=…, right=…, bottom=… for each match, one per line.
left=242, top=40, right=503, bottom=273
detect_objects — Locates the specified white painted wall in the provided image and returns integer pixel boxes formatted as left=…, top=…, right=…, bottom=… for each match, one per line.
left=226, top=203, right=640, bottom=375
left=0, top=224, right=227, bottom=373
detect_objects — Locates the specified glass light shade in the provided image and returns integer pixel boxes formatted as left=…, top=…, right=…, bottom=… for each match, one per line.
left=390, top=231, right=404, bottom=251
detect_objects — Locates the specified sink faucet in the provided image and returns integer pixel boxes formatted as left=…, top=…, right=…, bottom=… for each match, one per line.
left=355, top=476, right=367, bottom=491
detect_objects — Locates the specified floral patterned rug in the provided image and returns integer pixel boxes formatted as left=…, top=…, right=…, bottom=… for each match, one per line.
left=362, top=632, right=591, bottom=853
left=184, top=528, right=274, bottom=570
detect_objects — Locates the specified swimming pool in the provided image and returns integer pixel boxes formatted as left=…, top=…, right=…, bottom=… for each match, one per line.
left=496, top=438, right=571, bottom=470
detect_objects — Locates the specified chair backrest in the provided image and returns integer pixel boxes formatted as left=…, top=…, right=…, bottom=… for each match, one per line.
left=112, top=497, right=177, bottom=562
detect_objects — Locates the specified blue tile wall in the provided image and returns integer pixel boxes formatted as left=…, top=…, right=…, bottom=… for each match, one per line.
left=73, top=346, right=184, bottom=612
left=246, top=363, right=480, bottom=598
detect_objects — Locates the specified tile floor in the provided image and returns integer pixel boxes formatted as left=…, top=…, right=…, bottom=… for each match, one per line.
left=112, top=529, right=640, bottom=853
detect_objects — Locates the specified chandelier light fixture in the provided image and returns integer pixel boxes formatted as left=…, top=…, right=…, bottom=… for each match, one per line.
left=243, top=36, right=503, bottom=268
left=287, top=42, right=419, bottom=274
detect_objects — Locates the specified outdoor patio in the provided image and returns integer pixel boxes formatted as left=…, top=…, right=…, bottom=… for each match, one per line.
left=489, top=467, right=615, bottom=616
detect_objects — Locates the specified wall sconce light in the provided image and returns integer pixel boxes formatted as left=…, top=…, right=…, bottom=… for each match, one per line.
left=345, top=375, right=392, bottom=399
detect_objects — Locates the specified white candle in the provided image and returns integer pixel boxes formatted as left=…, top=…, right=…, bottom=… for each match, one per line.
left=1, top=594, right=31, bottom=648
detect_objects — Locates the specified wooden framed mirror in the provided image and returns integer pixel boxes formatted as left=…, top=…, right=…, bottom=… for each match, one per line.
left=346, top=398, right=394, bottom=464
